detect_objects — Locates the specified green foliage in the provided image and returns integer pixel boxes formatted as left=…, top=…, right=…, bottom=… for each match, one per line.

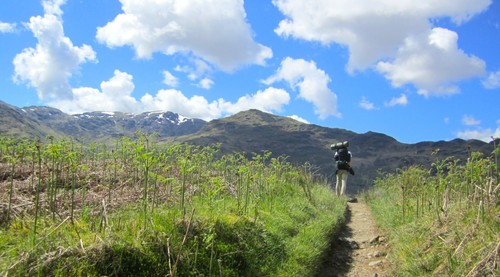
left=0, top=135, right=345, bottom=276
left=365, top=146, right=500, bottom=276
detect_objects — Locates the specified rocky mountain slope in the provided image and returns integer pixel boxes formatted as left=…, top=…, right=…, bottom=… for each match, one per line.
left=176, top=109, right=495, bottom=192
left=0, top=101, right=206, bottom=141
left=0, top=101, right=496, bottom=193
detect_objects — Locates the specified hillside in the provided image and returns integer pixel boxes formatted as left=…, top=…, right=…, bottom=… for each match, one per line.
left=0, top=102, right=496, bottom=193
left=0, top=101, right=206, bottom=141
left=174, top=109, right=495, bottom=192
left=0, top=101, right=63, bottom=138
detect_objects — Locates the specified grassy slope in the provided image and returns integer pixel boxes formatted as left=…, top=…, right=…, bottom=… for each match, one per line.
left=0, top=136, right=346, bottom=276
left=1, top=184, right=345, bottom=276
left=365, top=152, right=499, bottom=276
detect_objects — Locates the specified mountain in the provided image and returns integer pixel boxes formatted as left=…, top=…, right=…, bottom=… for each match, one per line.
left=175, top=109, right=496, bottom=193
left=0, top=102, right=496, bottom=193
left=0, top=101, right=63, bottom=138
left=1, top=102, right=206, bottom=141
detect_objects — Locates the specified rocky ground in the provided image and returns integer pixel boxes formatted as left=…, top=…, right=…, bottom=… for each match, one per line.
left=316, top=200, right=392, bottom=277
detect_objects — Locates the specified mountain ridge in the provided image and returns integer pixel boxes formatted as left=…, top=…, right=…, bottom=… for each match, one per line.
left=175, top=109, right=496, bottom=192
left=5, top=102, right=207, bottom=141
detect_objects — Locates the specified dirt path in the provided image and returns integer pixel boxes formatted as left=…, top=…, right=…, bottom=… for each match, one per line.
left=316, top=200, right=391, bottom=277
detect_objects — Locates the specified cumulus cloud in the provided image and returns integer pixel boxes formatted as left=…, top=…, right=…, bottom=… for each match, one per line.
left=221, top=87, right=290, bottom=115
left=50, top=69, right=289, bottom=121
left=12, top=0, right=96, bottom=100
left=50, top=70, right=138, bottom=114
left=0, top=21, right=16, bottom=33
left=139, top=86, right=289, bottom=120
left=140, top=89, right=222, bottom=120
left=263, top=57, right=340, bottom=119
left=96, top=0, right=272, bottom=72
left=385, top=94, right=408, bottom=107
left=377, top=28, right=486, bottom=96
left=482, top=71, right=500, bottom=89
left=10, top=0, right=287, bottom=120
left=273, top=0, right=490, bottom=95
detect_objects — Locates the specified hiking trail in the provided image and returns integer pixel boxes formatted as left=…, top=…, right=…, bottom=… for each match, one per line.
left=317, top=200, right=391, bottom=277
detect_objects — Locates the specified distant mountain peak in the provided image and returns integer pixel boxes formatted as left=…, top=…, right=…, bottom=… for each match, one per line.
left=222, top=109, right=305, bottom=127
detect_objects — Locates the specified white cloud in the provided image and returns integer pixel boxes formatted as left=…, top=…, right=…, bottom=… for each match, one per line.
left=457, top=117, right=500, bottom=142
left=456, top=128, right=500, bottom=142
left=222, top=87, right=290, bottom=115
left=52, top=70, right=289, bottom=121
left=162, top=70, right=179, bottom=87
left=462, top=114, right=480, bottom=126
left=42, top=0, right=65, bottom=16
left=198, top=78, right=214, bottom=90
left=140, top=89, right=222, bottom=120
left=273, top=0, right=490, bottom=95
left=173, top=58, right=215, bottom=85
left=0, top=21, right=16, bottom=33
left=9, top=0, right=285, bottom=120
left=50, top=70, right=139, bottom=114
left=96, top=0, right=272, bottom=72
left=263, top=57, right=340, bottom=119
left=173, top=59, right=214, bottom=89
left=482, top=71, right=500, bottom=89
left=139, top=86, right=289, bottom=120
left=384, top=94, right=408, bottom=107
left=288, top=115, right=309, bottom=124
left=359, top=96, right=376, bottom=110
left=377, top=28, right=486, bottom=96
left=12, top=0, right=96, bottom=101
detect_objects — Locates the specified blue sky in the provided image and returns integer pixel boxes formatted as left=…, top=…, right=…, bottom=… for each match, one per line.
left=0, top=0, right=499, bottom=143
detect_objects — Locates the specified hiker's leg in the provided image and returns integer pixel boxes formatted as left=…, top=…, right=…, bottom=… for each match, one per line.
left=340, top=172, right=348, bottom=196
left=335, top=173, right=342, bottom=196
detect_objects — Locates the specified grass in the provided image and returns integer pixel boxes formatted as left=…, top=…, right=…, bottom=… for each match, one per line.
left=365, top=146, right=499, bottom=276
left=0, top=135, right=346, bottom=276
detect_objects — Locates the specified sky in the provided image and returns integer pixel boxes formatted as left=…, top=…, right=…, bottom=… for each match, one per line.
left=0, top=0, right=499, bottom=144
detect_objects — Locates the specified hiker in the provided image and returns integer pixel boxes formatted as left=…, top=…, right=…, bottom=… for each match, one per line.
left=333, top=145, right=353, bottom=196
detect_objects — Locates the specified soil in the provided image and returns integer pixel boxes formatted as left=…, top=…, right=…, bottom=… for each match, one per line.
left=316, top=200, right=392, bottom=277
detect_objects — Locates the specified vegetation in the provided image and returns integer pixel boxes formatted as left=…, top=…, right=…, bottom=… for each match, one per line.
left=5, top=129, right=495, bottom=277
left=365, top=144, right=499, bottom=276
left=0, top=134, right=346, bottom=276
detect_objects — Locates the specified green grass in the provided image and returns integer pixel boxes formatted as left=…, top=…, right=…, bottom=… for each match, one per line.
left=365, top=149, right=499, bottom=276
left=1, top=186, right=345, bottom=276
left=0, top=135, right=346, bottom=276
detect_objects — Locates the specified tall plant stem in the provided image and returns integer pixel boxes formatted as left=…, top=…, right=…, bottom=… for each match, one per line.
left=6, top=158, right=15, bottom=228
left=33, top=143, right=42, bottom=246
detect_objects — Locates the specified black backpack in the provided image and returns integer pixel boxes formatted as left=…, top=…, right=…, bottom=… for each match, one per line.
left=336, top=148, right=350, bottom=163
left=336, top=148, right=351, bottom=170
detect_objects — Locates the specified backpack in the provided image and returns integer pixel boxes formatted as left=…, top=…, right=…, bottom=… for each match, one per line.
left=336, top=148, right=351, bottom=170
left=336, top=148, right=351, bottom=163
